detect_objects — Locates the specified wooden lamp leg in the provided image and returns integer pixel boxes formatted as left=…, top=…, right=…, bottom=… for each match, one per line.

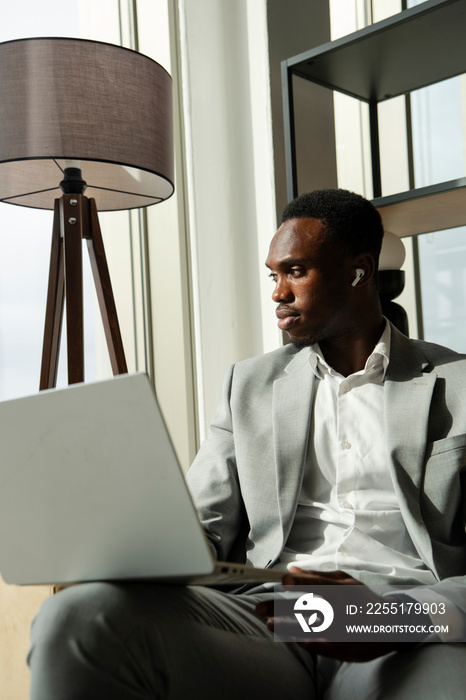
left=85, top=198, right=128, bottom=375
left=39, top=200, right=65, bottom=391
left=62, top=194, right=85, bottom=385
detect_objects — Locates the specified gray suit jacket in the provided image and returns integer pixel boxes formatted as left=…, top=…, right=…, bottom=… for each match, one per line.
left=187, top=325, right=466, bottom=608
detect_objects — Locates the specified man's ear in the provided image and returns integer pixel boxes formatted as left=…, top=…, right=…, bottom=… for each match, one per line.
left=351, top=254, right=376, bottom=287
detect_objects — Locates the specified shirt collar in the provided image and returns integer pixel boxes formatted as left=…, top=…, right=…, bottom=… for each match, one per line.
left=308, top=319, right=391, bottom=381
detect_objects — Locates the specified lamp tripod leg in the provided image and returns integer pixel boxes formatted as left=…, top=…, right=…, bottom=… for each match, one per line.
left=39, top=200, right=65, bottom=390
left=86, top=198, right=128, bottom=376
left=62, top=195, right=85, bottom=385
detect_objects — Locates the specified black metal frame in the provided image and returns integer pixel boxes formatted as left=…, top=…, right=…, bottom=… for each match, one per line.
left=281, top=0, right=466, bottom=219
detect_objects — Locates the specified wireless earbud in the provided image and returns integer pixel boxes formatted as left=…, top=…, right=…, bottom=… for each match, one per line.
left=351, top=268, right=365, bottom=287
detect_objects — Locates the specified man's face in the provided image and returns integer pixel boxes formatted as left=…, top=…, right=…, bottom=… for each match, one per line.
left=265, top=217, right=358, bottom=347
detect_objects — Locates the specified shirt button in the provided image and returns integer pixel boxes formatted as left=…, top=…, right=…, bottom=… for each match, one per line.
left=341, top=441, right=352, bottom=450
left=343, top=501, right=354, bottom=510
left=341, top=384, right=351, bottom=393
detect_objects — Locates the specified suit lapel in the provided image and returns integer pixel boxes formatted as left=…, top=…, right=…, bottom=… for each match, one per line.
left=272, top=348, right=315, bottom=547
left=385, top=326, right=437, bottom=567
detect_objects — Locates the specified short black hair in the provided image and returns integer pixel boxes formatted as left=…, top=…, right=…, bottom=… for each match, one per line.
left=281, top=189, right=384, bottom=268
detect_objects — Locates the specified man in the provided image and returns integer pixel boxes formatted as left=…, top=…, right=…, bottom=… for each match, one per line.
left=29, top=190, right=466, bottom=699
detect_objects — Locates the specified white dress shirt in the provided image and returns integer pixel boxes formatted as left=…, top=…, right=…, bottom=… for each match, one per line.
left=279, top=321, right=436, bottom=585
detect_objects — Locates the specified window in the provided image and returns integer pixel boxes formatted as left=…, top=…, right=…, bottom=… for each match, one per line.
left=328, top=0, right=466, bottom=349
left=0, top=0, right=198, bottom=469
left=411, top=75, right=466, bottom=351
left=0, top=0, right=122, bottom=400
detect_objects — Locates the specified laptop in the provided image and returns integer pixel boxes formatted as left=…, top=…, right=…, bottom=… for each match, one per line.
left=0, top=373, right=283, bottom=587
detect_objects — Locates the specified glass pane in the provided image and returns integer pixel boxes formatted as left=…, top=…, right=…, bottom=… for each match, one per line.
left=418, top=228, right=466, bottom=352
left=334, top=93, right=373, bottom=197
left=371, top=0, right=402, bottom=23
left=0, top=1, right=122, bottom=400
left=407, top=0, right=429, bottom=8
left=411, top=77, right=465, bottom=188
left=409, top=37, right=466, bottom=349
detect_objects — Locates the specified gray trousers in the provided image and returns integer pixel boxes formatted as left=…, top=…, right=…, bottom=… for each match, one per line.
left=28, top=582, right=466, bottom=700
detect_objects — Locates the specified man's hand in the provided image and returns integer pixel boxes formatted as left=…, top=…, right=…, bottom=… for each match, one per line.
left=255, top=567, right=408, bottom=662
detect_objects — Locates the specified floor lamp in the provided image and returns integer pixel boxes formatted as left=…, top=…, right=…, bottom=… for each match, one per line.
left=0, top=37, right=174, bottom=389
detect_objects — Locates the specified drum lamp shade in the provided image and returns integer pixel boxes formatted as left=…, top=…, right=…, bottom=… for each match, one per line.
left=0, top=37, right=174, bottom=211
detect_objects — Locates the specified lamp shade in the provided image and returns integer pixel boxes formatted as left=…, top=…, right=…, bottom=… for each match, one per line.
left=0, top=37, right=174, bottom=211
left=379, top=230, right=406, bottom=270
